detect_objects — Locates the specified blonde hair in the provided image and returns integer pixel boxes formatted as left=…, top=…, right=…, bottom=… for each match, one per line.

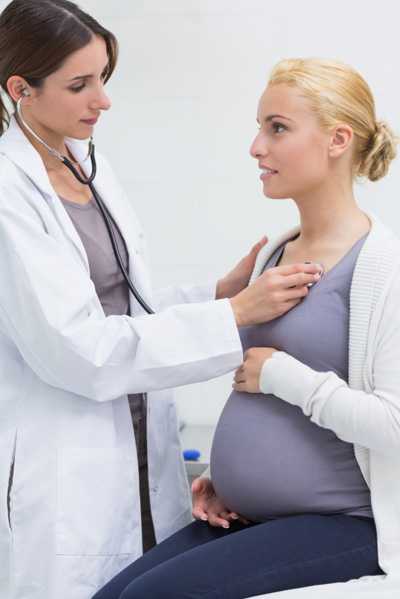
left=268, top=58, right=398, bottom=182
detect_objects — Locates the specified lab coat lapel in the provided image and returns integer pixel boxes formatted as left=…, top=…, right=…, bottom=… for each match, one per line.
left=0, top=117, right=90, bottom=272
left=67, top=137, right=154, bottom=314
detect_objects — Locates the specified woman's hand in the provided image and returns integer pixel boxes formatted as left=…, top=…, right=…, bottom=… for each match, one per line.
left=216, top=236, right=268, bottom=299
left=191, top=477, right=249, bottom=528
left=233, top=347, right=277, bottom=393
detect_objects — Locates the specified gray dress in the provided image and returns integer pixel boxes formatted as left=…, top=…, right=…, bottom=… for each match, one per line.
left=60, top=195, right=156, bottom=551
left=211, top=233, right=373, bottom=523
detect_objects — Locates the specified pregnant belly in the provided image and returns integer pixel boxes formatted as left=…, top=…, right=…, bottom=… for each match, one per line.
left=210, top=391, right=370, bottom=522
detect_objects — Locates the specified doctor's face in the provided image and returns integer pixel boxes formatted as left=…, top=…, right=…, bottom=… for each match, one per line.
left=249, top=84, right=331, bottom=200
left=22, top=35, right=111, bottom=141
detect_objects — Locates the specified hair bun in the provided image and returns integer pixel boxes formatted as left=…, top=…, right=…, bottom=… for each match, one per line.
left=358, top=120, right=398, bottom=182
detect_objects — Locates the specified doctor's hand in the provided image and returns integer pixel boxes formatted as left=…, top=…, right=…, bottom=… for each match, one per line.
left=191, top=477, right=249, bottom=528
left=216, top=236, right=268, bottom=299
left=230, top=262, right=322, bottom=327
left=233, top=347, right=277, bottom=393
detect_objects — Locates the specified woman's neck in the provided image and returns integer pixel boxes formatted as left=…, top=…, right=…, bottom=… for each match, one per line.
left=292, top=179, right=371, bottom=250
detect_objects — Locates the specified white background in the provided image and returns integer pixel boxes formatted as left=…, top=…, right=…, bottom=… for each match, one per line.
left=3, top=0, right=400, bottom=425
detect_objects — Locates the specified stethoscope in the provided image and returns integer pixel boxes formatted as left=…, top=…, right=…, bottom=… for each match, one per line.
left=17, top=93, right=154, bottom=315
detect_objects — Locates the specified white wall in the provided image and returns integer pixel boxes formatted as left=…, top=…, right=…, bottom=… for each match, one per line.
left=4, top=0, right=400, bottom=425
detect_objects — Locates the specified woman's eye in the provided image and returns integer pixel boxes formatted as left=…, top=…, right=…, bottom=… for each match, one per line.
left=272, top=122, right=286, bottom=134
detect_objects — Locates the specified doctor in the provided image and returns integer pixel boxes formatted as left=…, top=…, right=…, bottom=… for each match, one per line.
left=0, top=2, right=322, bottom=599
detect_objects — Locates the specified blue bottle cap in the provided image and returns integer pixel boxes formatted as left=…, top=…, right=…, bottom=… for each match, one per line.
left=183, top=449, right=201, bottom=461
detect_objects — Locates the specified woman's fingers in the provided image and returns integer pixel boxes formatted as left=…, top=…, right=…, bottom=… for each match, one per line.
left=207, top=513, right=231, bottom=528
left=232, top=381, right=247, bottom=392
left=234, top=371, right=245, bottom=383
left=192, top=505, right=209, bottom=521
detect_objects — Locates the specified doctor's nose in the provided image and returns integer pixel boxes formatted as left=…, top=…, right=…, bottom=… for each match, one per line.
left=92, top=88, right=112, bottom=112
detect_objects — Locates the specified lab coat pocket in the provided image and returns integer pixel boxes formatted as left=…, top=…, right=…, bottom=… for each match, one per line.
left=56, top=447, right=139, bottom=556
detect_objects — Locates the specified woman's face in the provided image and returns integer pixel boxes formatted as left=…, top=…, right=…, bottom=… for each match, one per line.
left=22, top=34, right=111, bottom=141
left=250, top=84, right=332, bottom=200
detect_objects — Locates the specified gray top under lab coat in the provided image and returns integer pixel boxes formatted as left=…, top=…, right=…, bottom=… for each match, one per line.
left=60, top=195, right=156, bottom=549
left=211, top=233, right=373, bottom=522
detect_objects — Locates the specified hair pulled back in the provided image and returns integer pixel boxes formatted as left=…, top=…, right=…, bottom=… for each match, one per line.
left=268, top=58, right=398, bottom=182
left=0, top=0, right=118, bottom=135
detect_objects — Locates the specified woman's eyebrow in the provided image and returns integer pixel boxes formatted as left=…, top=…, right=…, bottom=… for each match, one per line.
left=256, top=114, right=293, bottom=124
left=264, top=114, right=293, bottom=122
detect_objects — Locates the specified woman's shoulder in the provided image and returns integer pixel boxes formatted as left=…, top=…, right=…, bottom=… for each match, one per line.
left=365, top=212, right=400, bottom=266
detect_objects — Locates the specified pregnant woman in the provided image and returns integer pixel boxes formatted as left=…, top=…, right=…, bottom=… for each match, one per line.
left=93, top=58, right=400, bottom=599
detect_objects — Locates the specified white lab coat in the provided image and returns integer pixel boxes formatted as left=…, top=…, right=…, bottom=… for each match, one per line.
left=0, top=117, right=243, bottom=599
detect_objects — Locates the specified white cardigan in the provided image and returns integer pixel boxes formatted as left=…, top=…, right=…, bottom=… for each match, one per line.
left=246, top=211, right=400, bottom=599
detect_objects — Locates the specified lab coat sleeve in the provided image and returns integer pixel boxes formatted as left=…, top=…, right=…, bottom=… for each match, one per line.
left=0, top=193, right=242, bottom=402
left=153, top=281, right=217, bottom=310
left=258, top=275, right=400, bottom=454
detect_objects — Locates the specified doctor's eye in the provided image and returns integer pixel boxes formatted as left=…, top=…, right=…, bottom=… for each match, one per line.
left=70, top=84, right=86, bottom=93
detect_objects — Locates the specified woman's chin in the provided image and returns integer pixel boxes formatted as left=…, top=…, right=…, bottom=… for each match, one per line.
left=263, top=190, right=290, bottom=200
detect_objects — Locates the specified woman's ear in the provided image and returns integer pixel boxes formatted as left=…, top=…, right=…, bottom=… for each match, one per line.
left=328, top=124, right=354, bottom=158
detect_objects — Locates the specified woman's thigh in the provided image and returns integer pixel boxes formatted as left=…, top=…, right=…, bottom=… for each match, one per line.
left=99, top=514, right=382, bottom=599
left=92, top=518, right=238, bottom=599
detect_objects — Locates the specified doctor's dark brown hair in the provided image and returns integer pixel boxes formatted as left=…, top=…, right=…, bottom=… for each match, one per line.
left=0, top=0, right=118, bottom=135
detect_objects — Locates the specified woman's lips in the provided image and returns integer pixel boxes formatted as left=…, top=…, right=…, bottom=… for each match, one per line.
left=81, top=117, right=98, bottom=126
left=260, top=168, right=278, bottom=181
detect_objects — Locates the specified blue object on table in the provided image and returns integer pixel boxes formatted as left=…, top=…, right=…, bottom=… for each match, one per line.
left=183, top=449, right=201, bottom=461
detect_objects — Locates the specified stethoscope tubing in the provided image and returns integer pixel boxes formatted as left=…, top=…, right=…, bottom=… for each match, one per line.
left=64, top=155, right=155, bottom=315
left=16, top=98, right=155, bottom=315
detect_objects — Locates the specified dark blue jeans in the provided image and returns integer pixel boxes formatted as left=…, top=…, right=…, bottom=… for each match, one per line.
left=93, top=515, right=382, bottom=599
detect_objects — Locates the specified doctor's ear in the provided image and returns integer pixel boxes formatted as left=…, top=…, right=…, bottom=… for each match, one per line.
left=328, top=123, right=354, bottom=159
left=6, top=75, right=32, bottom=103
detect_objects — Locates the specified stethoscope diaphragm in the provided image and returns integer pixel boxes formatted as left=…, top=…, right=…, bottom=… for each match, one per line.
left=305, top=261, right=325, bottom=287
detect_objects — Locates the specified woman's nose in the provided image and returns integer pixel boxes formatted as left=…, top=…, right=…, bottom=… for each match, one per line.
left=249, top=132, right=267, bottom=159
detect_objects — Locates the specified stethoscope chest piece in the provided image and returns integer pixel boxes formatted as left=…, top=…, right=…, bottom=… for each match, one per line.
left=304, top=261, right=325, bottom=287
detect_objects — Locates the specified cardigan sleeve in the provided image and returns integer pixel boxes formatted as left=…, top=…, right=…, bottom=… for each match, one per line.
left=259, top=273, right=400, bottom=455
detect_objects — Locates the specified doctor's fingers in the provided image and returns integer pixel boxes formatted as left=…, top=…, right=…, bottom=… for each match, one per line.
left=282, top=285, right=310, bottom=302
left=276, top=263, right=322, bottom=277
left=281, top=271, right=321, bottom=289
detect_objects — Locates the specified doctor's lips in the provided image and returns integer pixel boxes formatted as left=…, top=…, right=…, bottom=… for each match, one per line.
left=259, top=164, right=278, bottom=180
